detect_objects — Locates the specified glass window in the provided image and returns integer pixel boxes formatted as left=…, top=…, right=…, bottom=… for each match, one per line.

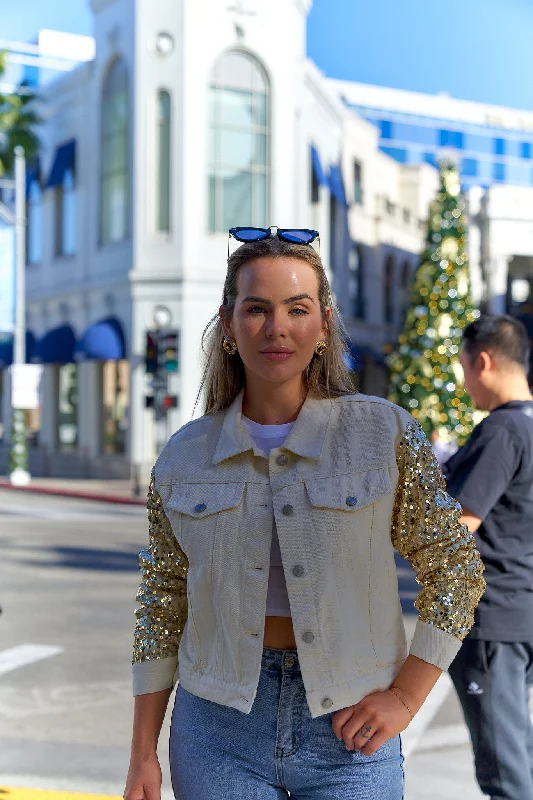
left=157, top=90, right=171, bottom=232
left=494, top=137, right=506, bottom=156
left=384, top=255, right=395, bottom=324
left=394, top=123, right=437, bottom=146
left=380, top=120, right=393, bottom=139
left=493, top=162, right=506, bottom=182
left=57, top=363, right=78, bottom=452
left=54, top=168, right=77, bottom=257
left=461, top=158, right=478, bottom=177
left=521, top=142, right=532, bottom=159
left=101, top=359, right=129, bottom=455
left=439, top=129, right=464, bottom=149
left=353, top=161, right=363, bottom=205
left=26, top=180, right=42, bottom=265
left=463, top=133, right=493, bottom=154
left=424, top=152, right=437, bottom=167
left=380, top=146, right=408, bottom=163
left=101, top=58, right=129, bottom=244
left=348, top=245, right=365, bottom=319
left=208, top=51, right=270, bottom=232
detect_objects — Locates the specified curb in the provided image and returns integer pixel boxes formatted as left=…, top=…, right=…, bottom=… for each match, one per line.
left=0, top=481, right=146, bottom=506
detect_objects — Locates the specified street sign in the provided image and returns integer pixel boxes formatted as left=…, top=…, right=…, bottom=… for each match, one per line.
left=10, top=363, right=43, bottom=410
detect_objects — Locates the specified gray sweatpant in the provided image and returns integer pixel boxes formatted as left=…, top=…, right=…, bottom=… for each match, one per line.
left=449, top=639, right=533, bottom=799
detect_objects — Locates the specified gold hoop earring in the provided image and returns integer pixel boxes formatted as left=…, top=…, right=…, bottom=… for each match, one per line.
left=314, top=340, right=328, bottom=356
left=222, top=336, right=238, bottom=356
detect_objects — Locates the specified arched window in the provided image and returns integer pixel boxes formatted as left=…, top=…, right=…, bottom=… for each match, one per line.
left=400, top=260, right=412, bottom=322
left=27, top=179, right=42, bottom=265
left=101, top=58, right=129, bottom=244
left=384, top=255, right=395, bottom=324
left=157, top=90, right=171, bottom=232
left=55, top=168, right=77, bottom=257
left=208, top=50, right=270, bottom=232
left=348, top=245, right=365, bottom=319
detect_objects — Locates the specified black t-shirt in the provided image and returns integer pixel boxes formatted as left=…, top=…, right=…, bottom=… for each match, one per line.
left=444, top=400, right=533, bottom=641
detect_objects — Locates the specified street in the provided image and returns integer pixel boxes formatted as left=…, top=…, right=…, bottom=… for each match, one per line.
left=0, top=489, right=485, bottom=799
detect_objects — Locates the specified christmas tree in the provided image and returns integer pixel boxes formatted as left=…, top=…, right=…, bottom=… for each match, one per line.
left=388, top=160, right=478, bottom=443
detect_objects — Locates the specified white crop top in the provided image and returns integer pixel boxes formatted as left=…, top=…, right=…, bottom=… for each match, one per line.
left=241, top=414, right=293, bottom=617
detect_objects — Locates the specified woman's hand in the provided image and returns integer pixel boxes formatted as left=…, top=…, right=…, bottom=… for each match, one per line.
left=332, top=688, right=413, bottom=756
left=123, top=752, right=162, bottom=800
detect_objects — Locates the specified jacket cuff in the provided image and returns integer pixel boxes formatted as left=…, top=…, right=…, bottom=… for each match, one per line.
left=132, top=656, right=179, bottom=696
left=408, top=620, right=462, bottom=671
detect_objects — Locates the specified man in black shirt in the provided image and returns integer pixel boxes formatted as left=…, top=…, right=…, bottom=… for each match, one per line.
left=445, top=314, right=533, bottom=800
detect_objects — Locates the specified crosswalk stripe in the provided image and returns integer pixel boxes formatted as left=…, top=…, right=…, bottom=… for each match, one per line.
left=0, top=645, right=64, bottom=677
left=0, top=788, right=121, bottom=799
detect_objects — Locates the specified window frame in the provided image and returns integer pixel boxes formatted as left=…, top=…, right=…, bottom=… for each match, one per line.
left=100, top=57, right=130, bottom=246
left=208, top=49, right=271, bottom=233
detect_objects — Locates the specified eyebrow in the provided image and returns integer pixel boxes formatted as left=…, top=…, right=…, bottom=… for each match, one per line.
left=241, top=294, right=315, bottom=305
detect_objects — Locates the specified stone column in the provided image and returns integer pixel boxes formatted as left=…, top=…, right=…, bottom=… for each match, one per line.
left=487, top=256, right=510, bottom=314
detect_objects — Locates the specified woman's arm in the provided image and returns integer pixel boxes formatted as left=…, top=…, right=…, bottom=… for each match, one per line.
left=332, top=655, right=441, bottom=755
left=333, top=418, right=485, bottom=755
left=125, top=470, right=189, bottom=798
left=124, top=689, right=172, bottom=800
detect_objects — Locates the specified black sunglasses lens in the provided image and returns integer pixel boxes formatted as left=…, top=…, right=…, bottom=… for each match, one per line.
left=230, top=228, right=270, bottom=242
left=279, top=229, right=317, bottom=244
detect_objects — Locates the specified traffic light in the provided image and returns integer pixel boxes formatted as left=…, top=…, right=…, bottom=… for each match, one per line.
left=160, top=330, right=179, bottom=372
left=145, top=331, right=159, bottom=374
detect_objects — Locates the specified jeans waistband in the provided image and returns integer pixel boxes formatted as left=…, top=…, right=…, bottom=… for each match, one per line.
left=261, top=647, right=300, bottom=673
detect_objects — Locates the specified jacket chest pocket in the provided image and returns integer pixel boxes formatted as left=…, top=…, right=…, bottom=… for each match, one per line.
left=166, top=482, right=245, bottom=566
left=305, top=469, right=392, bottom=516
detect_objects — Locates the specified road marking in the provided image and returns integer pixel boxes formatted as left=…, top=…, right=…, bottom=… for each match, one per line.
left=401, top=672, right=454, bottom=757
left=0, top=645, right=64, bottom=677
left=0, top=789, right=121, bottom=799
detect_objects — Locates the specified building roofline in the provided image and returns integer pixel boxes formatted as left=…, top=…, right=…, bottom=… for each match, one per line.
left=328, top=79, right=533, bottom=134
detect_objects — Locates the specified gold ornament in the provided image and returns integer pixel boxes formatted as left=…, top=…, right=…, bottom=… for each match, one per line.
left=222, top=336, right=238, bottom=356
left=314, top=340, right=328, bottom=356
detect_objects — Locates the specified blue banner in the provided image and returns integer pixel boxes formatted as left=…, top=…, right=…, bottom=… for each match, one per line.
left=0, top=224, right=15, bottom=334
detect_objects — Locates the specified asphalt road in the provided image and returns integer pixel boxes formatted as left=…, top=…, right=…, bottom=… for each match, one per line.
left=0, top=490, right=484, bottom=799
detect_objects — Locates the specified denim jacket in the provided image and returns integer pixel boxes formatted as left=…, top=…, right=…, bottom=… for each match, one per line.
left=132, top=392, right=485, bottom=718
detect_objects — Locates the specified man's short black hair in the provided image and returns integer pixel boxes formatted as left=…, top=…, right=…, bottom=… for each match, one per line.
left=463, top=314, right=530, bottom=372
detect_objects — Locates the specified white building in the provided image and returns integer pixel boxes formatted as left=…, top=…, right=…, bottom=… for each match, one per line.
left=0, top=0, right=439, bottom=482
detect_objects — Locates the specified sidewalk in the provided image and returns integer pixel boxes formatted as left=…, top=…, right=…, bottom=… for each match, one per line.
left=0, top=477, right=149, bottom=505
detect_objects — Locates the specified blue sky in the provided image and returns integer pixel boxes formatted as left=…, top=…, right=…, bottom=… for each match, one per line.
left=3, top=0, right=533, bottom=111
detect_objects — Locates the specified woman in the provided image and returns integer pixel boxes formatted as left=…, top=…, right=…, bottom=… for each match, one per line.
left=124, top=228, right=485, bottom=800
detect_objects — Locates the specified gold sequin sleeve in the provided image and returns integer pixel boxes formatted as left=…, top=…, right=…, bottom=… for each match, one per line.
left=391, top=421, right=485, bottom=668
left=132, top=470, right=188, bottom=695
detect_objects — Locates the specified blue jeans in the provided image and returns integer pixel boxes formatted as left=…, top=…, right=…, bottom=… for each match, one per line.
left=170, top=647, right=404, bottom=799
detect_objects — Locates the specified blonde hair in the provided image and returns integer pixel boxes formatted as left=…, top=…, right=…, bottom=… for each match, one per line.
left=200, top=238, right=353, bottom=414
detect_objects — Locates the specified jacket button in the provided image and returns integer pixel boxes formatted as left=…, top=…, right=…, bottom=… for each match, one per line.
left=292, top=565, right=305, bottom=577
left=276, top=454, right=289, bottom=466
left=322, top=697, right=334, bottom=709
left=282, top=504, right=294, bottom=516
left=346, top=496, right=358, bottom=507
left=194, top=503, right=207, bottom=513
left=302, top=630, right=314, bottom=644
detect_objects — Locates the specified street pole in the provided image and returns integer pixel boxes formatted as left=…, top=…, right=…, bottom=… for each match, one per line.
left=9, top=146, right=29, bottom=485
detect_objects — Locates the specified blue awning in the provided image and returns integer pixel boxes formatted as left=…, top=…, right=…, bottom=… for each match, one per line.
left=329, top=165, right=348, bottom=208
left=311, top=145, right=329, bottom=188
left=343, top=340, right=364, bottom=373
left=26, top=159, right=41, bottom=198
left=0, top=331, right=36, bottom=368
left=46, top=140, right=76, bottom=189
left=36, top=325, right=76, bottom=364
left=77, top=317, right=126, bottom=361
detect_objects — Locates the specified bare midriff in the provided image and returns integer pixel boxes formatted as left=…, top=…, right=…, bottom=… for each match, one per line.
left=263, top=616, right=297, bottom=649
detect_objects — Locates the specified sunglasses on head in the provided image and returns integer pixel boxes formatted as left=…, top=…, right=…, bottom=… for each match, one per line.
left=229, top=226, right=320, bottom=247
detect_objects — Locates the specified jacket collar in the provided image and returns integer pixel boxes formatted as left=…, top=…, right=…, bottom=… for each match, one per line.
left=212, top=389, right=333, bottom=465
